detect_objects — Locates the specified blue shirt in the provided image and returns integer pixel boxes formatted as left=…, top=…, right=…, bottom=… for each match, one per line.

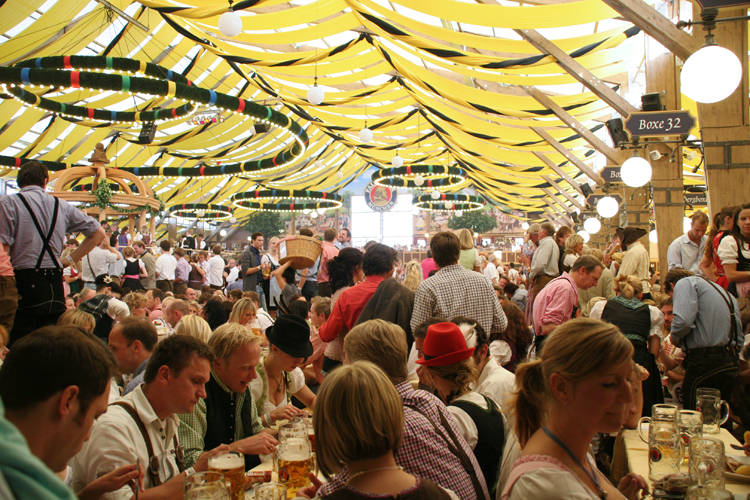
left=670, top=276, right=743, bottom=350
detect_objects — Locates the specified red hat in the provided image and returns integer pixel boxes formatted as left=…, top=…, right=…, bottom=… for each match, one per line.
left=416, top=322, right=475, bottom=367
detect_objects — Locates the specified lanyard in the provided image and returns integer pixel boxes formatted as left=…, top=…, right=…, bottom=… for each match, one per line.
left=542, top=426, right=607, bottom=499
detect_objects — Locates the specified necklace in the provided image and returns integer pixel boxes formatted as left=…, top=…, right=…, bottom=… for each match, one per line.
left=346, top=466, right=403, bottom=483
left=264, top=359, right=284, bottom=394
left=542, top=426, right=607, bottom=500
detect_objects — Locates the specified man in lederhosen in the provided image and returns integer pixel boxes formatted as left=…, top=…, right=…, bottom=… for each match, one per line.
left=0, top=161, right=105, bottom=346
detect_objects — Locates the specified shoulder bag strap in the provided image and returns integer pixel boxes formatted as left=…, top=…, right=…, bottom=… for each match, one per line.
left=110, top=401, right=164, bottom=486
left=404, top=403, right=488, bottom=500
left=17, top=193, right=60, bottom=269
left=702, top=277, right=739, bottom=349
left=500, top=459, right=568, bottom=500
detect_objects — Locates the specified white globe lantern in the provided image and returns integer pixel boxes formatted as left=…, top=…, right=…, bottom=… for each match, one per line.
left=218, top=10, right=242, bottom=37
left=683, top=216, right=692, bottom=233
left=455, top=210, right=463, bottom=217
left=303, top=209, right=311, bottom=215
left=219, top=229, right=227, bottom=237
left=229, top=217, right=236, bottom=224
left=620, top=154, right=652, bottom=188
left=414, top=175, right=425, bottom=186
left=392, top=154, right=403, bottom=168
left=577, top=230, right=591, bottom=243
left=196, top=210, right=206, bottom=218
left=306, top=85, right=324, bottom=105
left=314, top=160, right=322, bottom=169
left=336, top=171, right=344, bottom=178
left=310, top=211, right=318, bottom=219
left=424, top=233, right=430, bottom=239
left=583, top=217, right=601, bottom=234
left=430, top=190, right=440, bottom=200
left=681, top=44, right=742, bottom=104
left=359, top=127, right=373, bottom=143
left=247, top=236, right=252, bottom=241
left=649, top=229, right=658, bottom=243
left=445, top=202, right=453, bottom=209
left=473, top=232, right=479, bottom=239
left=521, top=222, right=530, bottom=230
left=596, top=196, right=619, bottom=218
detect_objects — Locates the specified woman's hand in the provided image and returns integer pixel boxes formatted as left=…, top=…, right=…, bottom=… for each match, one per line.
left=271, top=404, right=302, bottom=423
left=77, top=464, right=142, bottom=500
left=617, top=472, right=649, bottom=500
left=295, top=473, right=324, bottom=498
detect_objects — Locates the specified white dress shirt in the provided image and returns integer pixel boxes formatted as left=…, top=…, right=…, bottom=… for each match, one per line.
left=483, top=262, right=499, bottom=285
left=474, top=357, right=515, bottom=416
left=81, top=246, right=119, bottom=282
left=529, top=236, right=559, bottom=280
left=226, top=267, right=240, bottom=284
left=667, top=233, right=707, bottom=276
left=154, top=253, right=177, bottom=281
left=71, top=385, right=183, bottom=500
left=207, top=255, right=225, bottom=287
left=446, top=392, right=488, bottom=450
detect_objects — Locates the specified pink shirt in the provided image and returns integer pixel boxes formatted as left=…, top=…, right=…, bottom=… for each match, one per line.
left=421, top=258, right=437, bottom=280
left=149, top=305, right=163, bottom=321
left=532, top=272, right=578, bottom=336
left=317, top=242, right=340, bottom=284
left=0, top=245, right=13, bottom=276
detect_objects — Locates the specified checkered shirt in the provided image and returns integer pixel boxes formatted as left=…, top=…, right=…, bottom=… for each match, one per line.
left=318, top=382, right=490, bottom=500
left=410, top=264, right=507, bottom=335
left=177, top=369, right=263, bottom=468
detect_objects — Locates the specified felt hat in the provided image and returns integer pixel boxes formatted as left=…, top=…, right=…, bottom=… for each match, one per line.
left=265, top=314, right=313, bottom=358
left=620, top=226, right=648, bottom=249
left=95, top=274, right=123, bottom=295
left=416, top=322, right=475, bottom=367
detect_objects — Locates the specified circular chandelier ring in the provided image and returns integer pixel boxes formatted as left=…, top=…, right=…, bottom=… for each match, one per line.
left=167, top=203, right=233, bottom=221
left=232, top=189, right=343, bottom=212
left=413, top=193, right=484, bottom=212
left=371, top=165, right=467, bottom=190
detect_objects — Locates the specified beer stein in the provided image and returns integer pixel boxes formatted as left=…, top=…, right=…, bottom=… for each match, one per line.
left=676, top=410, right=703, bottom=464
left=638, top=404, right=678, bottom=435
left=208, top=451, right=245, bottom=500
left=184, top=471, right=230, bottom=500
left=685, top=485, right=733, bottom=499
left=696, top=388, right=729, bottom=434
left=276, top=437, right=313, bottom=497
left=689, top=437, right=726, bottom=488
left=255, top=482, right=288, bottom=500
left=639, top=420, right=683, bottom=481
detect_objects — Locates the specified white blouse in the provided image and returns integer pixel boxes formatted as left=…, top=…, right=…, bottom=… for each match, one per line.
left=250, top=362, right=305, bottom=415
left=446, top=392, right=488, bottom=450
left=717, top=236, right=750, bottom=265
left=504, top=455, right=605, bottom=500
left=490, top=340, right=512, bottom=367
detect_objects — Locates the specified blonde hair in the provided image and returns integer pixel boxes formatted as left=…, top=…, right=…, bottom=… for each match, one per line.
left=314, top=361, right=404, bottom=479
left=311, top=296, right=331, bottom=317
left=209, top=323, right=261, bottom=361
left=402, top=260, right=422, bottom=291
left=425, top=359, right=477, bottom=397
left=344, top=319, right=409, bottom=384
left=0, top=325, right=7, bottom=348
left=186, top=300, right=200, bottom=312
left=57, top=309, right=96, bottom=334
left=228, top=298, right=257, bottom=324
left=122, top=246, right=134, bottom=258
left=564, top=234, right=584, bottom=256
left=123, top=292, right=148, bottom=312
left=614, top=274, right=643, bottom=299
left=585, top=296, right=607, bottom=317
left=455, top=228, right=475, bottom=250
left=174, top=314, right=212, bottom=342
left=512, top=318, right=633, bottom=447
left=587, top=247, right=604, bottom=261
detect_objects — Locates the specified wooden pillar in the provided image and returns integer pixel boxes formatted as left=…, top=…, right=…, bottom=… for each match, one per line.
left=693, top=7, right=750, bottom=215
left=623, top=186, right=651, bottom=258
left=290, top=211, right=296, bottom=236
left=128, top=216, right=135, bottom=235
left=168, top=218, right=177, bottom=242
left=645, top=32, right=685, bottom=275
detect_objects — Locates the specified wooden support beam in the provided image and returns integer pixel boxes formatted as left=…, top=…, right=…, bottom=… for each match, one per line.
left=532, top=127, right=606, bottom=185
left=542, top=201, right=574, bottom=225
left=542, top=175, right=586, bottom=211
left=523, top=86, right=627, bottom=165
left=541, top=187, right=575, bottom=214
left=542, top=206, right=573, bottom=226
left=534, top=151, right=585, bottom=196
left=515, top=29, right=639, bottom=117
left=598, top=0, right=702, bottom=62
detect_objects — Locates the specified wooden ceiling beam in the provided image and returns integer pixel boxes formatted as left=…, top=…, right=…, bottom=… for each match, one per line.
left=597, top=0, right=702, bottom=62
left=541, top=187, right=575, bottom=214
left=534, top=151, right=585, bottom=196
left=542, top=175, right=586, bottom=211
left=532, top=126, right=606, bottom=185
left=515, top=28, right=638, bottom=117
left=523, top=85, right=627, bottom=165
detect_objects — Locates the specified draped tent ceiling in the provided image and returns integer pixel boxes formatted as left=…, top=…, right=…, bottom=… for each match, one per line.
left=0, top=0, right=704, bottom=224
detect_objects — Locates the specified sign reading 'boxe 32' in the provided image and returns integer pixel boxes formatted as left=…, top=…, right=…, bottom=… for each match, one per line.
left=625, top=111, right=695, bottom=138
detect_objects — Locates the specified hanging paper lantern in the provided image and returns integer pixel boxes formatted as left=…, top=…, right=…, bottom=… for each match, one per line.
left=583, top=218, right=601, bottom=234
left=218, top=10, right=242, bottom=37
left=430, top=190, right=440, bottom=200
left=307, top=85, right=325, bottom=105
left=359, top=127, right=373, bottom=143
left=414, top=175, right=425, bottom=186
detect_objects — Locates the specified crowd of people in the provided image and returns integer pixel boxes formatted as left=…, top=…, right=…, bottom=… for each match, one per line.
left=0, top=161, right=749, bottom=500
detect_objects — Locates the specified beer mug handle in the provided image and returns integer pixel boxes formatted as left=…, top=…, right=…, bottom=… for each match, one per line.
left=719, top=400, right=730, bottom=426
left=638, top=417, right=651, bottom=444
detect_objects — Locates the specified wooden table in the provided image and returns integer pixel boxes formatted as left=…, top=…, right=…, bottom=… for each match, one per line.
left=621, top=424, right=750, bottom=496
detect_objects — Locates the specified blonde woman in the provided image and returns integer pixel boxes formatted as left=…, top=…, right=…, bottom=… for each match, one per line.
left=402, top=260, right=422, bottom=291
left=456, top=228, right=481, bottom=272
left=186, top=300, right=200, bottom=315
left=123, top=292, right=149, bottom=317
left=62, top=246, right=82, bottom=296
left=589, top=274, right=664, bottom=416
left=262, top=236, right=282, bottom=310
left=309, top=361, right=459, bottom=500
left=174, top=314, right=212, bottom=342
left=57, top=309, right=96, bottom=334
left=562, top=234, right=584, bottom=272
left=228, top=298, right=259, bottom=334
left=501, top=319, right=647, bottom=500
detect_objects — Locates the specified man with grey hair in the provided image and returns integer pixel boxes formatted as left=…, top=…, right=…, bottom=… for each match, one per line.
left=483, top=253, right=499, bottom=286
left=532, top=255, right=603, bottom=354
left=178, top=323, right=277, bottom=471
left=529, top=222, right=559, bottom=295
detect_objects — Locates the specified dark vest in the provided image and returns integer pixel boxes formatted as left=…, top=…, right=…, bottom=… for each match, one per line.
left=450, top=395, right=505, bottom=492
left=203, top=372, right=261, bottom=470
left=601, top=300, right=651, bottom=345
left=322, top=477, right=452, bottom=500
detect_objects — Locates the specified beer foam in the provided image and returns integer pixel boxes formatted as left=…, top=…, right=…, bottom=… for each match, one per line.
left=209, top=455, right=244, bottom=468
left=280, top=451, right=310, bottom=461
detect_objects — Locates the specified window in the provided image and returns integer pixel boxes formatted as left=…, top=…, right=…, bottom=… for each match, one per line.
left=350, top=192, right=414, bottom=247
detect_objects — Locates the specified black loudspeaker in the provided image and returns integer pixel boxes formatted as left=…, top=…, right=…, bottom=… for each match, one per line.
left=253, top=123, right=269, bottom=134
left=641, top=92, right=663, bottom=111
left=579, top=183, right=594, bottom=197
left=138, top=122, right=157, bottom=144
left=605, top=118, right=629, bottom=148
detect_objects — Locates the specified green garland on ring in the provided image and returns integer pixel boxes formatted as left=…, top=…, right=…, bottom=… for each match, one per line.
left=85, top=182, right=164, bottom=215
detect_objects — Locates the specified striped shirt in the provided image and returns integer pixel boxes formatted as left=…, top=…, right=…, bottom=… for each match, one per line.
left=0, top=186, right=100, bottom=269
left=532, top=272, right=578, bottom=336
